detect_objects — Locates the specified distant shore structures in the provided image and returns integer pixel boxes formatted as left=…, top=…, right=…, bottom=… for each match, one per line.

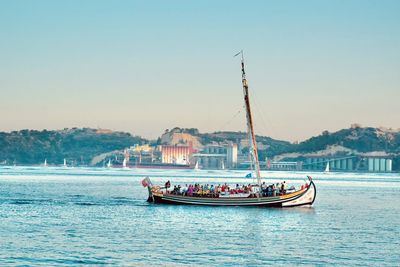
left=303, top=155, right=393, bottom=172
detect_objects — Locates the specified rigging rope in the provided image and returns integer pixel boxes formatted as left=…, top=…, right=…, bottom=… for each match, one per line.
left=249, top=88, right=278, bottom=140
left=219, top=108, right=243, bottom=131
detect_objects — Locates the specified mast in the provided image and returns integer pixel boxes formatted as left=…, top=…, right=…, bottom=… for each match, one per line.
left=239, top=51, right=262, bottom=187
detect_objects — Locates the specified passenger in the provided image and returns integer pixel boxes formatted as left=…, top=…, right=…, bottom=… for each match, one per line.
left=267, top=186, right=271, bottom=197
left=187, top=185, right=194, bottom=196
left=283, top=181, right=287, bottom=194
left=276, top=183, right=280, bottom=195
left=181, top=184, right=188, bottom=195
left=165, top=180, right=171, bottom=193
left=272, top=184, right=276, bottom=196
left=178, top=185, right=182, bottom=195
left=238, top=186, right=244, bottom=194
left=199, top=185, right=204, bottom=195
left=204, top=184, right=209, bottom=192
left=221, top=183, right=227, bottom=192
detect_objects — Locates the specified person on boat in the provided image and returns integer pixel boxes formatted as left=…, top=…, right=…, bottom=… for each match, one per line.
left=187, top=185, right=194, bottom=196
left=198, top=185, right=204, bottom=196
left=272, top=184, right=276, bottom=196
left=172, top=185, right=179, bottom=195
left=203, top=185, right=210, bottom=196
left=238, top=185, right=245, bottom=194
left=266, top=185, right=271, bottom=197
left=165, top=180, right=171, bottom=193
left=276, top=183, right=281, bottom=195
left=181, top=184, right=188, bottom=195
left=209, top=185, right=215, bottom=197
left=281, top=181, right=287, bottom=195
left=261, top=182, right=267, bottom=196
left=204, top=184, right=209, bottom=192
left=216, top=184, right=222, bottom=195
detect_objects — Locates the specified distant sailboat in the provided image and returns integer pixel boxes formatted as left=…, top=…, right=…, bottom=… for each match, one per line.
left=63, top=158, right=67, bottom=167
left=44, top=159, right=48, bottom=167
left=107, top=159, right=112, bottom=168
left=221, top=161, right=225, bottom=170
left=194, top=161, right=199, bottom=170
left=122, top=158, right=127, bottom=168
left=324, top=162, right=330, bottom=173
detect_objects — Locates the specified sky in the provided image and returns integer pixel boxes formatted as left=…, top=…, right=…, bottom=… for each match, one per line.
left=0, top=0, right=399, bottom=141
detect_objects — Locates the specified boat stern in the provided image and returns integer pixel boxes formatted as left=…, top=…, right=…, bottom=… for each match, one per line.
left=141, top=177, right=156, bottom=202
left=282, top=177, right=316, bottom=207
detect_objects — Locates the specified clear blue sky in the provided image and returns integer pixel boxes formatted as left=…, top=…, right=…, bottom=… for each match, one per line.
left=1, top=0, right=399, bottom=141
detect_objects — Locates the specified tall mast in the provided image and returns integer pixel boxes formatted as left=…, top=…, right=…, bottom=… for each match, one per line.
left=239, top=51, right=262, bottom=187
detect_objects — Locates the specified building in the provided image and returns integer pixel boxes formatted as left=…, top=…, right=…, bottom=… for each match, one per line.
left=192, top=143, right=238, bottom=169
left=367, top=157, right=392, bottom=172
left=267, top=161, right=300, bottom=171
left=226, top=144, right=238, bottom=168
left=161, top=145, right=192, bottom=165
left=303, top=156, right=393, bottom=172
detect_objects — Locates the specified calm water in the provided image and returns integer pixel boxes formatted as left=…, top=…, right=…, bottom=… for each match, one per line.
left=0, top=167, right=399, bottom=266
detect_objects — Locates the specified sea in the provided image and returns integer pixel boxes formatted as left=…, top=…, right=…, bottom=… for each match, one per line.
left=0, top=167, right=399, bottom=266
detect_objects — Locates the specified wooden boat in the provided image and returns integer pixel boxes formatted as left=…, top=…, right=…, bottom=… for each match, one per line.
left=143, top=51, right=316, bottom=207
left=144, top=176, right=316, bottom=207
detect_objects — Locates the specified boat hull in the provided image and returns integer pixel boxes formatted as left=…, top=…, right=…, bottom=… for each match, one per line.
left=148, top=181, right=316, bottom=208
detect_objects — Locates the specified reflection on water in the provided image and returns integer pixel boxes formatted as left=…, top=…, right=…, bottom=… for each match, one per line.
left=0, top=168, right=399, bottom=266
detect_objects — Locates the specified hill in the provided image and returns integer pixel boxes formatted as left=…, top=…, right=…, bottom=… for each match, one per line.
left=0, top=128, right=146, bottom=166
left=163, top=126, right=400, bottom=170
left=0, top=125, right=399, bottom=170
left=279, top=126, right=400, bottom=170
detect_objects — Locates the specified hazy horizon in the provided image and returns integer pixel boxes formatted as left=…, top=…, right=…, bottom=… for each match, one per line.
left=1, top=0, right=399, bottom=142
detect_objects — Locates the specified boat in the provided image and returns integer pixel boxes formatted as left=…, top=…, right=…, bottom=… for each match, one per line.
left=43, top=159, right=48, bottom=167
left=107, top=159, right=112, bottom=168
left=194, top=161, right=200, bottom=170
left=130, top=163, right=193, bottom=169
left=324, top=162, right=330, bottom=173
left=142, top=52, right=316, bottom=207
left=63, top=158, right=67, bottom=167
left=122, top=158, right=127, bottom=168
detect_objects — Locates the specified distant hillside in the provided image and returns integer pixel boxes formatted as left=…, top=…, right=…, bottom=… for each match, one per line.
left=1, top=125, right=399, bottom=170
left=161, top=127, right=293, bottom=159
left=198, top=131, right=293, bottom=159
left=0, top=128, right=146, bottom=165
left=170, top=126, right=400, bottom=170
left=280, top=126, right=400, bottom=170
left=294, top=126, right=400, bottom=154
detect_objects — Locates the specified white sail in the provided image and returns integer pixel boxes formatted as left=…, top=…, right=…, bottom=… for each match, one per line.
left=221, top=161, right=225, bottom=170
left=194, top=161, right=199, bottom=170
left=107, top=159, right=111, bottom=168
left=324, top=162, right=330, bottom=173
left=122, top=158, right=127, bottom=168
left=63, top=158, right=67, bottom=167
left=44, top=159, right=47, bottom=167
